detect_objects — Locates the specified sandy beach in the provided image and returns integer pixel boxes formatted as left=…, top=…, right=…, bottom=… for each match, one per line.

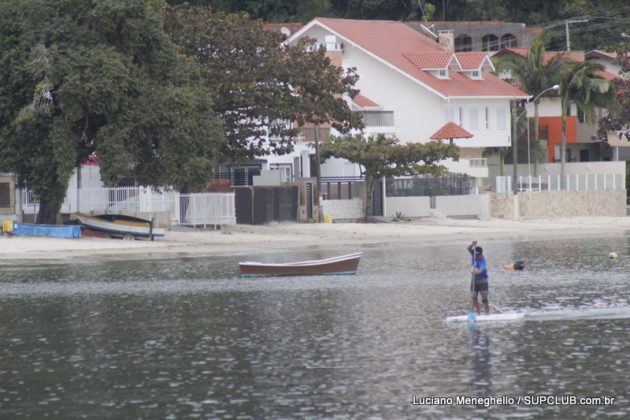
left=1, top=216, right=629, bottom=263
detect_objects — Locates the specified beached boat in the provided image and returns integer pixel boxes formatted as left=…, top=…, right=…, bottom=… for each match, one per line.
left=239, top=252, right=362, bottom=277
left=75, top=213, right=165, bottom=240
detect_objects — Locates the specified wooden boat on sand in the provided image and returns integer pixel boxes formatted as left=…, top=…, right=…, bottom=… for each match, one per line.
left=75, top=213, right=165, bottom=240
left=239, top=252, right=362, bottom=277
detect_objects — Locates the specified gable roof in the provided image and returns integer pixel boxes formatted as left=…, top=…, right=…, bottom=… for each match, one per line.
left=403, top=52, right=457, bottom=69
left=289, top=18, right=528, bottom=99
left=456, top=52, right=494, bottom=71
left=586, top=50, right=617, bottom=61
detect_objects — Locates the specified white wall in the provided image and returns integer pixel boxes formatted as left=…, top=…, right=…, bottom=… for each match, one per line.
left=530, top=97, right=562, bottom=117
left=385, top=194, right=489, bottom=218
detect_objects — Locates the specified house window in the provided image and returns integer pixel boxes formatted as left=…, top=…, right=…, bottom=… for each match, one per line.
left=471, top=70, right=481, bottom=79
left=438, top=69, right=448, bottom=78
left=577, top=108, right=585, bottom=123
left=455, top=34, right=472, bottom=52
left=468, top=108, right=479, bottom=130
left=485, top=106, right=490, bottom=129
left=0, top=182, right=10, bottom=208
left=482, top=34, right=499, bottom=51
left=500, top=33, right=518, bottom=48
left=458, top=107, right=464, bottom=127
left=496, top=108, right=507, bottom=130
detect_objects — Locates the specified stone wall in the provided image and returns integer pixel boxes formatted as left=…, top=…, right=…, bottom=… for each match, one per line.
left=491, top=190, right=627, bottom=220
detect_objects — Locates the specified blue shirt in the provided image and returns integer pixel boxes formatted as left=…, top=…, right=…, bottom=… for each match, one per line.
left=469, top=248, right=488, bottom=281
left=473, top=256, right=488, bottom=281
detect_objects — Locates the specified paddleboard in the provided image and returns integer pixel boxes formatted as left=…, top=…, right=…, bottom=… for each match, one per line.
left=445, top=312, right=525, bottom=323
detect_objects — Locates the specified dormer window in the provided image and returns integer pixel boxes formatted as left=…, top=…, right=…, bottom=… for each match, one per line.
left=437, top=69, right=448, bottom=79
left=470, top=70, right=481, bottom=79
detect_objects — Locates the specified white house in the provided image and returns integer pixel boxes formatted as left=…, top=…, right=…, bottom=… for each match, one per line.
left=277, top=17, right=529, bottom=180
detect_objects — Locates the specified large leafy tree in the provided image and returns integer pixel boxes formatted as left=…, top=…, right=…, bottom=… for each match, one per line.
left=320, top=134, right=459, bottom=220
left=558, top=61, right=619, bottom=188
left=0, top=0, right=224, bottom=223
left=164, top=5, right=360, bottom=163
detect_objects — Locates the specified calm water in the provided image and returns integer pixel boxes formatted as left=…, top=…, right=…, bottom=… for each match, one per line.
left=1, top=235, right=630, bottom=418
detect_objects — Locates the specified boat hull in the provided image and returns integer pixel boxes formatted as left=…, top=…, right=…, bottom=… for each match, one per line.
left=76, top=214, right=165, bottom=239
left=239, top=252, right=362, bottom=277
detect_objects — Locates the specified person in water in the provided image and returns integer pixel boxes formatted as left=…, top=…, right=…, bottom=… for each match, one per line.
left=503, top=260, right=525, bottom=271
left=468, top=240, right=489, bottom=315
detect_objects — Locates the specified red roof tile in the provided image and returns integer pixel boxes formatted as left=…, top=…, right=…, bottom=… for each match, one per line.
left=404, top=52, right=453, bottom=69
left=310, top=18, right=527, bottom=98
left=455, top=52, right=492, bottom=70
left=497, top=48, right=620, bottom=80
left=352, top=94, right=380, bottom=108
left=430, top=122, right=474, bottom=139
left=586, top=50, right=617, bottom=61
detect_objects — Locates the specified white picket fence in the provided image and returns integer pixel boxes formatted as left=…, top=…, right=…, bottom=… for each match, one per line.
left=496, top=174, right=624, bottom=193
left=21, top=187, right=236, bottom=226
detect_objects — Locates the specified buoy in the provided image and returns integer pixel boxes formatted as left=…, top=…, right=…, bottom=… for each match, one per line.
left=608, top=252, right=619, bottom=260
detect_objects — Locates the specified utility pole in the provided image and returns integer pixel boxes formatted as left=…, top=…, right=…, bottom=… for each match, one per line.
left=511, top=101, right=519, bottom=194
left=564, top=17, right=588, bottom=51
left=314, top=124, right=323, bottom=223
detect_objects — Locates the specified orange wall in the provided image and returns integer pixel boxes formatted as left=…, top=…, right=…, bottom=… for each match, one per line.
left=538, top=116, right=577, bottom=162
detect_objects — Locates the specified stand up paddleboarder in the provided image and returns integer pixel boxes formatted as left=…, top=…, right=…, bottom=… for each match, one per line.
left=467, top=240, right=489, bottom=315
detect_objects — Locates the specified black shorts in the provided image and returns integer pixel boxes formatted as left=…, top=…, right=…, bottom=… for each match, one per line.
left=472, top=280, right=488, bottom=292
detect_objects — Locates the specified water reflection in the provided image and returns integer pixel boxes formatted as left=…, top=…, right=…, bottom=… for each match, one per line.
left=470, top=328, right=492, bottom=405
left=0, top=235, right=629, bottom=417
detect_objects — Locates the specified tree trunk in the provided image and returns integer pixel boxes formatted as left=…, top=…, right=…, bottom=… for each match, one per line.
left=364, top=175, right=375, bottom=222
left=36, top=196, right=63, bottom=225
left=533, top=101, right=540, bottom=143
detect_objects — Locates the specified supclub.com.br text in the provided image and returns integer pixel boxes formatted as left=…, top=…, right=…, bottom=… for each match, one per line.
left=412, top=395, right=616, bottom=407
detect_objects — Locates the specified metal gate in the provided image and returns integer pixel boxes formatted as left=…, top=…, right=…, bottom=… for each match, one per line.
left=371, top=178, right=384, bottom=216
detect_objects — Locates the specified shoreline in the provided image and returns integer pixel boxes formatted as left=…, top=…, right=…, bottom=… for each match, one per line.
left=1, top=216, right=629, bottom=264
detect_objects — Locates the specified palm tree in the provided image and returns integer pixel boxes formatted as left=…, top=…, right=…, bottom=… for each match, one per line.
left=493, top=36, right=565, bottom=147
left=558, top=62, right=620, bottom=189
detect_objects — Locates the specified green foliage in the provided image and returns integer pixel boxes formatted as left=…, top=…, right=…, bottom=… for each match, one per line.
left=0, top=0, right=224, bottom=222
left=320, top=133, right=459, bottom=220
left=165, top=0, right=630, bottom=52
left=165, top=4, right=360, bottom=163
left=598, top=45, right=630, bottom=140
left=558, top=61, right=619, bottom=183
left=392, top=211, right=408, bottom=221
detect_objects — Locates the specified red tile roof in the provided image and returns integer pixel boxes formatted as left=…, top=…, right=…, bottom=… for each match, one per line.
left=430, top=122, right=474, bottom=140
left=455, top=52, right=492, bottom=70
left=310, top=18, right=527, bottom=98
left=586, top=50, right=617, bottom=61
left=352, top=94, right=380, bottom=108
left=404, top=52, right=453, bottom=69
left=496, top=48, right=620, bottom=81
